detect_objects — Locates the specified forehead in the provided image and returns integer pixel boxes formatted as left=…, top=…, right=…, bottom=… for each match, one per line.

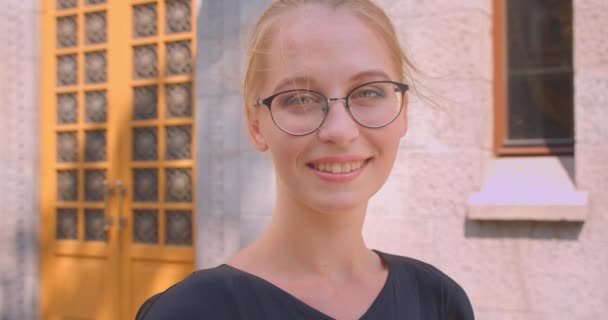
left=263, top=5, right=398, bottom=90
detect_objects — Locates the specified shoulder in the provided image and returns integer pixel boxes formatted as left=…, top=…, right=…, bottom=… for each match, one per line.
left=379, top=251, right=459, bottom=288
left=135, top=265, right=248, bottom=320
left=377, top=251, right=475, bottom=320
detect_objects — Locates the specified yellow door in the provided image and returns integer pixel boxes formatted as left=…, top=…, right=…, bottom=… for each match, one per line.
left=41, top=1, right=197, bottom=319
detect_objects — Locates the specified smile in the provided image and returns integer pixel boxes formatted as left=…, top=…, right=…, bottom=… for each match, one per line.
left=306, top=158, right=372, bottom=183
left=311, top=161, right=365, bottom=174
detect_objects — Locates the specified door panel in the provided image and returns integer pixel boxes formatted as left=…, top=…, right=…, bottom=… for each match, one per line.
left=54, top=255, right=114, bottom=320
left=122, top=0, right=196, bottom=318
left=129, top=260, right=193, bottom=317
left=43, top=1, right=118, bottom=319
left=42, top=1, right=196, bottom=319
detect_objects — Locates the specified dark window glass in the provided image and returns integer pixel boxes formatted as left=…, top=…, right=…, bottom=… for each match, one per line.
left=506, top=0, right=573, bottom=147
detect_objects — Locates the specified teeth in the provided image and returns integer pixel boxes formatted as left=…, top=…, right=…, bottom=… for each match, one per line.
left=344, top=162, right=352, bottom=172
left=313, top=161, right=364, bottom=174
left=331, top=165, right=341, bottom=174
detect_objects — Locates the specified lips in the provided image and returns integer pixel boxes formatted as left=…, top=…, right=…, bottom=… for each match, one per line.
left=306, top=157, right=372, bottom=182
left=310, top=161, right=365, bottom=174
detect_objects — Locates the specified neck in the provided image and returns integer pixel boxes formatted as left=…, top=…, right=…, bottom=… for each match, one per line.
left=259, top=185, right=374, bottom=276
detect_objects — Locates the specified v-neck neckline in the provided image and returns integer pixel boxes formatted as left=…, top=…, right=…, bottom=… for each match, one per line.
left=220, top=250, right=393, bottom=320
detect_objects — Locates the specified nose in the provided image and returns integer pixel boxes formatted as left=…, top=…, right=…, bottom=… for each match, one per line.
left=316, top=98, right=359, bottom=144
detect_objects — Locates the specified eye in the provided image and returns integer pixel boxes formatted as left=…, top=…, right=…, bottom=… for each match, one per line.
left=351, top=86, right=385, bottom=100
left=288, top=95, right=315, bottom=105
left=279, top=92, right=322, bottom=107
left=359, top=90, right=383, bottom=98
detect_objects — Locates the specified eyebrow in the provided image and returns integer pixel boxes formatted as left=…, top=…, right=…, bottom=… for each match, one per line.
left=350, top=70, right=392, bottom=83
left=271, top=70, right=393, bottom=93
left=272, top=76, right=315, bottom=93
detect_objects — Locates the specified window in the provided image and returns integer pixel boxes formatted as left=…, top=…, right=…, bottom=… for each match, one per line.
left=494, top=0, right=574, bottom=155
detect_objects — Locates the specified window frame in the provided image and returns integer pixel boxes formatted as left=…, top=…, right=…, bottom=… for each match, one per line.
left=493, top=0, right=574, bottom=156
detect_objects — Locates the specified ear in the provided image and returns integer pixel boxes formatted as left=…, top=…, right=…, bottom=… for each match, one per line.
left=399, top=91, right=409, bottom=138
left=247, top=108, right=269, bottom=152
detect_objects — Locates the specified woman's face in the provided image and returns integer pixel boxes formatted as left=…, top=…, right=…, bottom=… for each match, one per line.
left=250, top=5, right=408, bottom=214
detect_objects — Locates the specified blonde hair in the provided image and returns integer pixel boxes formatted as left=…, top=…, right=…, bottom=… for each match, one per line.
left=243, top=0, right=420, bottom=123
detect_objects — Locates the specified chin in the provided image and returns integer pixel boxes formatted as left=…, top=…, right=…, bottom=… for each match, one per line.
left=303, top=191, right=371, bottom=215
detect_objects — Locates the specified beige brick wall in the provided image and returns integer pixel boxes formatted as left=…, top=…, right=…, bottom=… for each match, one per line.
left=0, top=0, right=41, bottom=319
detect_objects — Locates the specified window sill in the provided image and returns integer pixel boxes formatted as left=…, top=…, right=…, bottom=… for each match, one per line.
left=467, top=156, right=588, bottom=222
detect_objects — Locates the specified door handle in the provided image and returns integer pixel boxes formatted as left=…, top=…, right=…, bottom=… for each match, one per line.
left=103, top=180, right=115, bottom=231
left=115, top=180, right=127, bottom=232
left=102, top=180, right=127, bottom=232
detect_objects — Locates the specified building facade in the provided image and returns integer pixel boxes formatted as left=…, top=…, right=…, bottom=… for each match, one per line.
left=1, top=0, right=606, bottom=319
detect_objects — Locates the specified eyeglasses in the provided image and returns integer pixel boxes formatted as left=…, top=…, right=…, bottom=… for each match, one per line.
left=254, top=80, right=409, bottom=136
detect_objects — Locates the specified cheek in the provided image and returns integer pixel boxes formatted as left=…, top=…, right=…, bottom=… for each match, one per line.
left=372, top=125, right=404, bottom=164
left=261, top=122, right=307, bottom=169
left=402, top=113, right=409, bottom=137
left=394, top=106, right=409, bottom=138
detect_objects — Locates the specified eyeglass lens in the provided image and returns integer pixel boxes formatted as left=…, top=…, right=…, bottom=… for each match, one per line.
left=269, top=81, right=404, bottom=135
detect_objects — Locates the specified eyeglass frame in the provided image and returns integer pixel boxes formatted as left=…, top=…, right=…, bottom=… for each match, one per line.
left=254, top=80, right=410, bottom=136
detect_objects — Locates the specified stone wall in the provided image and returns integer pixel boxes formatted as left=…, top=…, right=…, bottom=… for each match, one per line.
left=368, top=1, right=608, bottom=319
left=0, top=1, right=41, bottom=319
left=195, top=0, right=276, bottom=268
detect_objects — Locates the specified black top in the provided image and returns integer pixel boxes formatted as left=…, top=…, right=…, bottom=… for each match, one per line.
left=136, top=251, right=474, bottom=320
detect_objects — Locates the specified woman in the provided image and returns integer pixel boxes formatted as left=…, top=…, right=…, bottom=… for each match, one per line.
left=137, top=0, right=474, bottom=319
